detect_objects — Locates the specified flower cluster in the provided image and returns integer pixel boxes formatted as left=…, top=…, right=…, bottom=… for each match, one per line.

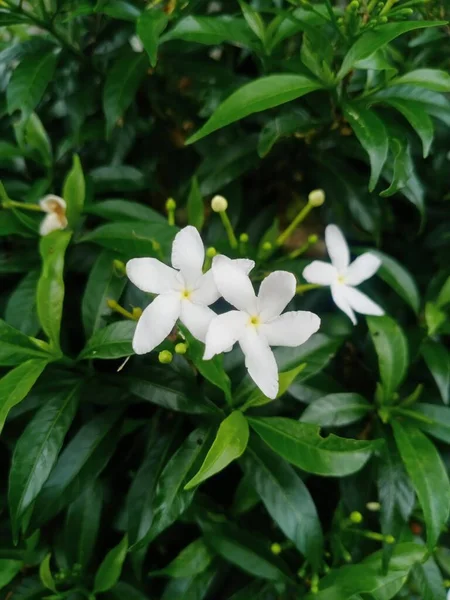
left=127, top=224, right=383, bottom=399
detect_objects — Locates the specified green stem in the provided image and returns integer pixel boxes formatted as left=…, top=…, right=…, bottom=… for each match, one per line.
left=379, top=0, right=397, bottom=15
left=107, top=300, right=140, bottom=321
left=220, top=212, right=238, bottom=249
left=2, top=199, right=43, bottom=212
left=276, top=203, right=313, bottom=247
left=288, top=241, right=310, bottom=260
left=296, top=283, right=322, bottom=294
left=391, top=407, right=435, bottom=425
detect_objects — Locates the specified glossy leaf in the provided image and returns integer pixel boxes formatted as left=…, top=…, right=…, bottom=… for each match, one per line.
left=137, top=8, right=169, bottom=67
left=0, top=319, right=51, bottom=366
left=412, top=553, right=447, bottom=600
left=380, top=136, right=412, bottom=198
left=4, top=270, right=41, bottom=336
left=421, top=340, right=450, bottom=405
left=242, top=437, right=323, bottom=570
left=240, top=363, right=306, bottom=410
left=392, top=420, right=450, bottom=550
left=37, top=230, right=72, bottom=351
left=0, top=359, right=47, bottom=434
left=391, top=69, right=450, bottom=92
left=152, top=538, right=213, bottom=578
left=39, top=554, right=57, bottom=593
left=85, top=199, right=166, bottom=223
left=383, top=98, right=434, bottom=158
left=79, top=320, right=136, bottom=360
left=187, top=176, right=204, bottom=231
left=413, top=404, right=450, bottom=444
left=161, top=15, right=255, bottom=47
left=185, top=411, right=249, bottom=489
left=186, top=75, right=323, bottom=144
left=63, top=154, right=85, bottom=228
left=9, top=384, right=80, bottom=541
left=161, top=565, right=217, bottom=600
left=367, top=315, right=408, bottom=403
left=300, top=393, right=371, bottom=427
left=257, top=108, right=312, bottom=158
left=249, top=417, right=380, bottom=477
left=239, top=0, right=265, bottom=44
left=94, top=534, right=128, bottom=594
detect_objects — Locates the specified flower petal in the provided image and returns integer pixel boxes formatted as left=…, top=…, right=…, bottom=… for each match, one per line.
left=232, top=258, right=255, bottom=275
left=39, top=213, right=65, bottom=236
left=302, top=261, right=337, bottom=286
left=171, top=226, right=204, bottom=286
left=260, top=311, right=321, bottom=347
left=331, top=284, right=357, bottom=325
left=40, top=194, right=66, bottom=213
left=325, top=225, right=350, bottom=271
left=180, top=301, right=216, bottom=343
left=258, top=271, right=296, bottom=321
left=345, top=286, right=384, bottom=317
left=126, top=258, right=179, bottom=294
left=203, top=310, right=248, bottom=359
left=132, top=293, right=180, bottom=354
left=212, top=255, right=257, bottom=314
left=239, top=328, right=279, bottom=399
left=191, top=269, right=220, bottom=306
left=345, top=253, right=382, bottom=286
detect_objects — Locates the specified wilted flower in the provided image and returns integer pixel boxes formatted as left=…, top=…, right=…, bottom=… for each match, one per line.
left=127, top=226, right=252, bottom=355
left=39, top=195, right=68, bottom=236
left=302, top=224, right=384, bottom=324
left=204, top=257, right=320, bottom=399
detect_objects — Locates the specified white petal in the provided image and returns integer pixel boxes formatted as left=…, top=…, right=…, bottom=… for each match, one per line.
left=203, top=311, right=248, bottom=359
left=239, top=329, right=279, bottom=399
left=39, top=194, right=66, bottom=213
left=325, top=225, right=350, bottom=271
left=212, top=255, right=257, bottom=314
left=171, top=226, right=204, bottom=286
left=345, top=253, right=382, bottom=286
left=180, top=301, right=216, bottom=343
left=302, top=261, right=337, bottom=286
left=260, top=311, right=321, bottom=347
left=232, top=258, right=255, bottom=275
left=190, top=269, right=220, bottom=306
left=257, top=271, right=296, bottom=321
left=132, top=293, right=180, bottom=354
left=344, top=286, right=384, bottom=317
left=39, top=213, right=65, bottom=236
left=331, top=284, right=357, bottom=325
left=126, top=258, right=179, bottom=294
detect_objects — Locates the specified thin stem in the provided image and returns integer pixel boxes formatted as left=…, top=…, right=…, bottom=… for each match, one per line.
left=107, top=300, right=140, bottom=321
left=2, top=200, right=43, bottom=212
left=220, top=212, right=238, bottom=249
left=391, top=407, right=434, bottom=425
left=296, top=283, right=322, bottom=295
left=276, top=204, right=313, bottom=247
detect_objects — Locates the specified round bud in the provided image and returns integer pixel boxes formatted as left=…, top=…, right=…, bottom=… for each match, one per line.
left=113, top=259, right=126, bottom=275
left=165, top=197, right=176, bottom=211
left=350, top=511, right=363, bottom=524
left=262, top=241, right=272, bottom=251
left=206, top=247, right=217, bottom=258
left=308, top=234, right=319, bottom=244
left=308, top=189, right=326, bottom=207
left=158, top=350, right=173, bottom=364
left=385, top=534, right=395, bottom=544
left=107, top=299, right=118, bottom=309
left=366, top=501, right=381, bottom=512
left=270, top=543, right=282, bottom=555
left=132, top=307, right=143, bottom=319
left=211, top=195, right=228, bottom=212
left=175, top=343, right=187, bottom=355
left=239, top=233, right=249, bottom=243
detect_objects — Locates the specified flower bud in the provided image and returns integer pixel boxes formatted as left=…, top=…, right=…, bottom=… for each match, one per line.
left=166, top=197, right=176, bottom=211
left=308, top=189, right=325, bottom=207
left=113, top=259, right=126, bottom=276
left=239, top=233, right=249, bottom=243
left=350, top=511, right=363, bottom=524
left=132, top=307, right=143, bottom=319
left=107, top=299, right=119, bottom=310
left=175, top=342, right=187, bottom=354
left=366, top=502, right=381, bottom=512
left=270, top=543, right=282, bottom=555
left=385, top=534, right=395, bottom=544
left=158, top=350, right=173, bottom=364
left=211, top=195, right=228, bottom=212
left=262, top=241, right=272, bottom=251
left=308, top=234, right=318, bottom=244
left=206, top=247, right=217, bottom=258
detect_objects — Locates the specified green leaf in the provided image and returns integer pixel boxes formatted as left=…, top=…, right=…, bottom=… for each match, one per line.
left=137, top=8, right=169, bottom=67
left=134, top=427, right=213, bottom=550
left=185, top=411, right=249, bottom=489
left=5, top=270, right=41, bottom=336
left=161, top=565, right=217, bottom=600
left=160, top=15, right=256, bottom=47
left=412, top=544, right=447, bottom=600
left=0, top=559, right=22, bottom=589
left=152, top=538, right=213, bottom=578
left=380, top=136, right=412, bottom=198
left=437, top=276, right=450, bottom=309
left=29, top=409, right=122, bottom=529
left=300, top=393, right=371, bottom=427
left=343, top=104, right=388, bottom=191
left=249, top=417, right=380, bottom=477
left=0, top=319, right=51, bottom=366
left=63, top=154, right=85, bottom=228
left=187, top=176, right=204, bottom=231
left=7, top=51, right=58, bottom=117
left=39, top=554, right=57, bottom=593
left=367, top=315, right=408, bottom=403
left=390, top=69, right=450, bottom=92
left=82, top=250, right=127, bottom=339
left=79, top=320, right=136, bottom=360
left=338, top=21, right=446, bottom=79
left=242, top=437, right=323, bottom=570
left=392, top=420, right=450, bottom=550
left=127, top=420, right=179, bottom=548
left=239, top=0, right=265, bottom=44
left=95, top=0, right=141, bottom=20
left=37, top=230, right=72, bottom=351
left=186, top=75, right=323, bottom=145
left=199, top=518, right=290, bottom=581
left=240, top=363, right=306, bottom=411
left=257, top=108, right=312, bottom=158
left=413, top=404, right=450, bottom=444
left=357, top=248, right=420, bottom=314
left=14, top=112, right=52, bottom=167
left=90, top=165, right=147, bottom=193
left=383, top=98, right=434, bottom=158
left=64, top=481, right=103, bottom=570
left=94, top=535, right=128, bottom=594
left=9, top=384, right=80, bottom=542
left=85, top=199, right=166, bottom=223
left=421, top=340, right=450, bottom=405
left=0, top=359, right=47, bottom=434
left=425, top=301, right=447, bottom=337
left=103, top=51, right=147, bottom=135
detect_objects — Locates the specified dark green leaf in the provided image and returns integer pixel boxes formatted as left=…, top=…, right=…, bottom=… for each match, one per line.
left=186, top=75, right=323, bottom=144
left=367, top=315, right=408, bottom=403
left=391, top=69, right=450, bottom=92
left=96, top=0, right=141, bottom=20
left=85, top=199, right=166, bottom=223
left=0, top=319, right=51, bottom=366
left=412, top=553, right=447, bottom=600
left=187, top=176, right=204, bottom=231
left=0, top=559, right=22, bottom=589
left=161, top=15, right=255, bottom=47
left=257, top=108, right=312, bottom=158
left=249, top=417, right=380, bottom=476
left=89, top=165, right=147, bottom=193
left=380, top=137, right=412, bottom=197
left=152, top=538, right=213, bottom=578
left=185, top=411, right=249, bottom=489
left=4, top=270, right=41, bottom=336
left=9, top=384, right=80, bottom=541
left=413, top=404, right=450, bottom=444
left=94, top=535, right=128, bottom=594
left=39, top=554, right=57, bottom=593
left=240, top=363, right=306, bottom=411
left=383, top=98, right=434, bottom=158
left=137, top=8, right=169, bottom=67
left=239, top=0, right=265, bottom=44
left=79, top=320, right=136, bottom=360
left=161, top=565, right=217, bottom=600
left=300, top=393, right=371, bottom=427
left=392, top=420, right=450, bottom=550
left=63, top=154, right=85, bottom=228
left=421, top=340, right=449, bottom=405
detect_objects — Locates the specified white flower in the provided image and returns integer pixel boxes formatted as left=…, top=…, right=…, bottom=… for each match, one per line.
left=204, top=257, right=321, bottom=399
left=39, top=195, right=68, bottom=236
left=302, top=224, right=384, bottom=325
left=126, top=226, right=253, bottom=355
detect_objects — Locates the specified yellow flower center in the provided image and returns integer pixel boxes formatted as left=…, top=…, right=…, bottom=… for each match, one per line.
left=249, top=315, right=260, bottom=326
left=337, top=274, right=346, bottom=284
left=181, top=289, right=191, bottom=299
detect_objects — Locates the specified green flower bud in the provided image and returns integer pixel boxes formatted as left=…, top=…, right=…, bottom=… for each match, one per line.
left=175, top=342, right=187, bottom=354
left=166, top=197, right=176, bottom=211
left=158, top=350, right=173, bottom=364
left=308, top=234, right=319, bottom=244
left=308, top=189, right=326, bottom=207
left=270, top=542, right=282, bottom=555
left=262, top=241, right=272, bottom=251
left=206, top=247, right=217, bottom=258
left=211, top=195, right=228, bottom=212
left=350, top=511, right=363, bottom=524
left=239, top=233, right=249, bottom=243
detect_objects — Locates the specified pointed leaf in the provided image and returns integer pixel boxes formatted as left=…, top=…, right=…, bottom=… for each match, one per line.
left=5, top=270, right=41, bottom=336
left=421, top=340, right=450, bottom=405
left=390, top=69, right=450, bottom=92
left=153, top=538, right=213, bottom=578
left=63, top=154, right=85, bottom=228
left=383, top=98, right=434, bottom=157
left=300, top=393, right=371, bottom=427
left=79, top=320, right=136, bottom=360
left=137, top=8, right=169, bottom=67
left=94, top=535, right=128, bottom=594
left=0, top=319, right=51, bottom=366
left=39, top=554, right=57, bottom=593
